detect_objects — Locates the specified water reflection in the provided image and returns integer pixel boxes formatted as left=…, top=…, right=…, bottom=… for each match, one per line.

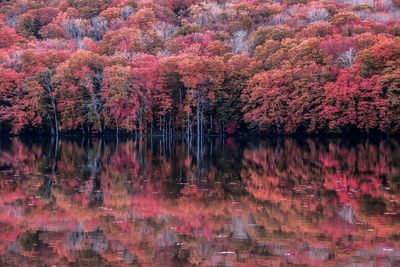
left=0, top=137, right=399, bottom=266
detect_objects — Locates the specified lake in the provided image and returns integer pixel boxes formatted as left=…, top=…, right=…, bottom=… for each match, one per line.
left=0, top=137, right=399, bottom=266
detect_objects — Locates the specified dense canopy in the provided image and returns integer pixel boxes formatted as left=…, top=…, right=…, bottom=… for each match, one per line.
left=0, top=0, right=399, bottom=135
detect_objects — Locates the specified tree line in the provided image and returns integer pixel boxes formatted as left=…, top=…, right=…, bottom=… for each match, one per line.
left=0, top=0, right=399, bottom=135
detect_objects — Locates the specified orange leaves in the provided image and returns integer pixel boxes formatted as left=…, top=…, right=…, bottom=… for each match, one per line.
left=53, top=51, right=108, bottom=131
left=242, top=69, right=289, bottom=132
left=127, top=8, right=156, bottom=30
left=177, top=55, right=225, bottom=90
left=331, top=12, right=360, bottom=35
left=358, top=36, right=400, bottom=77
left=101, top=64, right=136, bottom=130
left=100, top=27, right=162, bottom=55
left=100, top=7, right=122, bottom=21
left=242, top=62, right=326, bottom=133
left=288, top=38, right=324, bottom=65
left=16, top=7, right=60, bottom=38
left=299, top=21, right=333, bottom=38
left=100, top=27, right=141, bottom=55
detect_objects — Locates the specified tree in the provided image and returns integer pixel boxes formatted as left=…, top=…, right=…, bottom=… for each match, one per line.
left=19, top=49, right=70, bottom=135
left=0, top=67, right=24, bottom=133
left=177, top=55, right=225, bottom=136
left=0, top=26, right=23, bottom=49
left=299, top=21, right=333, bottom=38
left=285, top=62, right=329, bottom=133
left=100, top=27, right=162, bottom=56
left=35, top=70, right=60, bottom=136
left=320, top=67, right=388, bottom=133
left=127, top=8, right=156, bottom=31
left=358, top=37, right=400, bottom=77
left=379, top=59, right=400, bottom=133
left=16, top=8, right=60, bottom=38
left=242, top=60, right=328, bottom=133
left=215, top=54, right=258, bottom=134
left=250, top=26, right=294, bottom=48
left=100, top=7, right=122, bottom=22
left=39, top=23, right=66, bottom=39
left=242, top=66, right=290, bottom=133
left=160, top=56, right=187, bottom=134
left=54, top=51, right=107, bottom=133
left=67, top=0, right=112, bottom=19
left=11, top=80, right=47, bottom=133
left=0, top=0, right=399, bottom=136
left=101, top=64, right=137, bottom=134
left=130, top=54, right=171, bottom=134
left=331, top=12, right=359, bottom=36
left=166, top=0, right=198, bottom=13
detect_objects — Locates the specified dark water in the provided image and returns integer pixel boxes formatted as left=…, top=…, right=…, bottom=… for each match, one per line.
left=0, top=137, right=399, bottom=266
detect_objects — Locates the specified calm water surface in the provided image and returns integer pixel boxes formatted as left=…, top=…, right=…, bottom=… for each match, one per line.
left=0, top=137, right=399, bottom=266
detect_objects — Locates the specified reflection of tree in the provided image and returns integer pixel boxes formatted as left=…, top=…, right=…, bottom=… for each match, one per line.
left=0, top=137, right=398, bottom=266
left=241, top=138, right=400, bottom=243
left=338, top=205, right=357, bottom=224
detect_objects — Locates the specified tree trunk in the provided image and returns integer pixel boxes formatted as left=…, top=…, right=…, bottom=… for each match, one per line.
left=169, top=116, right=172, bottom=136
left=187, top=116, right=190, bottom=137
left=151, top=119, right=153, bottom=136
left=43, top=71, right=58, bottom=137
left=97, top=114, right=102, bottom=134
left=50, top=97, right=59, bottom=136
left=54, top=112, right=59, bottom=137
left=197, top=103, right=200, bottom=137
left=210, top=115, right=212, bottom=134
left=200, top=104, right=204, bottom=137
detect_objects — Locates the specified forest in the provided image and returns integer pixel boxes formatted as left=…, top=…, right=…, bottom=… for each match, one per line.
left=0, top=0, right=399, bottom=135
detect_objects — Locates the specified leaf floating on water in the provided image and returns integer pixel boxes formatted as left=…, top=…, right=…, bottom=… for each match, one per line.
left=218, top=251, right=235, bottom=255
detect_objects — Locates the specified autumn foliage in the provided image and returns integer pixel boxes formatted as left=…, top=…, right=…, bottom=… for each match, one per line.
left=0, top=0, right=399, bottom=135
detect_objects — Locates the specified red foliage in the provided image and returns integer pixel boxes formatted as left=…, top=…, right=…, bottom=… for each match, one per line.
left=0, top=0, right=399, bottom=135
left=0, top=68, right=24, bottom=129
left=130, top=54, right=172, bottom=130
left=320, top=67, right=389, bottom=132
left=0, top=27, right=22, bottom=48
